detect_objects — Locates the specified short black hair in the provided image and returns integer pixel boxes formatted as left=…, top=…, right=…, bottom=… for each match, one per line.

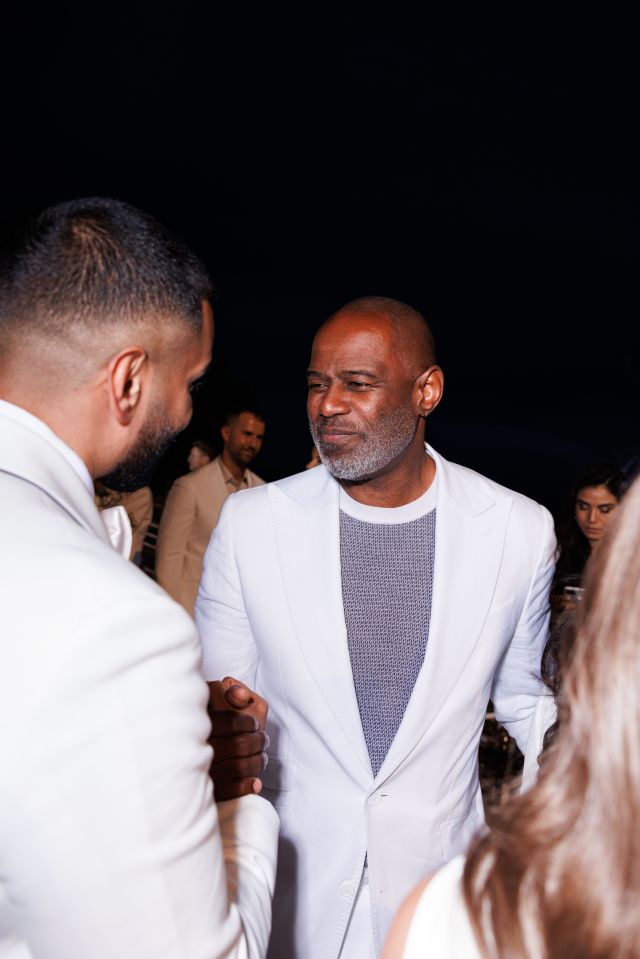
left=0, top=197, right=212, bottom=345
left=223, top=405, right=265, bottom=426
left=192, top=439, right=215, bottom=458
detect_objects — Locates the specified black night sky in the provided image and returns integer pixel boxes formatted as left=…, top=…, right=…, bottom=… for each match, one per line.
left=2, top=11, right=638, bottom=521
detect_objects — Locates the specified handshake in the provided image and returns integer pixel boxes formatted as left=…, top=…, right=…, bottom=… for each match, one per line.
left=207, top=677, right=269, bottom=802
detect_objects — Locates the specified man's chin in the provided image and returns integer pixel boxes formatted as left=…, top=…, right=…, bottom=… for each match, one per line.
left=317, top=453, right=366, bottom=482
left=100, top=429, right=177, bottom=491
left=98, top=461, right=156, bottom=492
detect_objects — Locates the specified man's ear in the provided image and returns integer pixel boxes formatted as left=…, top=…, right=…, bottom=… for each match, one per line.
left=108, top=348, right=149, bottom=425
left=221, top=424, right=230, bottom=444
left=415, top=365, right=444, bottom=418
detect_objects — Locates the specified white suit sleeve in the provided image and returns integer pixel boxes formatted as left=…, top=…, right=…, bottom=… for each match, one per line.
left=520, top=693, right=558, bottom=792
left=196, top=495, right=260, bottom=687
left=1, top=591, right=277, bottom=958
left=490, top=504, right=556, bottom=754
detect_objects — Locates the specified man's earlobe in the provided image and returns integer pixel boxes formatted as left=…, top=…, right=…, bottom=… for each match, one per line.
left=109, top=348, right=148, bottom=425
left=417, top=366, right=444, bottom=417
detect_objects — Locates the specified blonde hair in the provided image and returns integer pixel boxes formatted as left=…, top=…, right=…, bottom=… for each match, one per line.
left=463, top=473, right=640, bottom=958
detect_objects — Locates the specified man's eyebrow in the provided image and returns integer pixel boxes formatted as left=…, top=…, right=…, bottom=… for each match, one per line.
left=306, top=368, right=380, bottom=378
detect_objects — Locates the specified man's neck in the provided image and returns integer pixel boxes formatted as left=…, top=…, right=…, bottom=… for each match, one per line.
left=221, top=448, right=245, bottom=483
left=339, top=442, right=435, bottom=509
left=0, top=387, right=95, bottom=471
left=0, top=396, right=95, bottom=494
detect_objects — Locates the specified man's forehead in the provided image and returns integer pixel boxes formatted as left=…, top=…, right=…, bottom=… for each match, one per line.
left=311, top=314, right=394, bottom=364
left=233, top=412, right=265, bottom=428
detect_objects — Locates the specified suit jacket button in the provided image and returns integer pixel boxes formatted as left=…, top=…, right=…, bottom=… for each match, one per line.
left=339, top=880, right=356, bottom=898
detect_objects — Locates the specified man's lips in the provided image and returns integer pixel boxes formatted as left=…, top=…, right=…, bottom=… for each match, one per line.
left=315, top=429, right=356, bottom=440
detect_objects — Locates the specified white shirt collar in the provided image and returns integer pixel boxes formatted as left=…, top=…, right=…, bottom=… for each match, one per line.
left=339, top=457, right=438, bottom=524
left=0, top=399, right=94, bottom=496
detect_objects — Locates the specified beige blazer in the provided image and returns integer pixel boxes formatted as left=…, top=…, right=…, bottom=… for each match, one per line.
left=122, top=486, right=153, bottom=559
left=156, top=455, right=263, bottom=614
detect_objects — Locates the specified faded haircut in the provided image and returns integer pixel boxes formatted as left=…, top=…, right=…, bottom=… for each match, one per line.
left=224, top=406, right=265, bottom=426
left=0, top=197, right=212, bottom=349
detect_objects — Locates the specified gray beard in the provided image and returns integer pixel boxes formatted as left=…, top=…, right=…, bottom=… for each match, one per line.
left=309, top=405, right=418, bottom=481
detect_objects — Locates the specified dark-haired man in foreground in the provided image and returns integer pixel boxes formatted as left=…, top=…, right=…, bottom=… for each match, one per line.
left=197, top=297, right=555, bottom=958
left=0, top=198, right=276, bottom=958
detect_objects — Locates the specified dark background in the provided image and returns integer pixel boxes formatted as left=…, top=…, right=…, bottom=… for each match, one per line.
left=2, top=11, right=638, bottom=522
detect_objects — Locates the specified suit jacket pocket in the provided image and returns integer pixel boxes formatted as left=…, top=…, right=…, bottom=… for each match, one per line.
left=439, top=809, right=484, bottom=862
left=483, top=596, right=517, bottom=645
left=260, top=758, right=297, bottom=820
left=261, top=757, right=296, bottom=791
left=487, top=596, right=514, bottom=616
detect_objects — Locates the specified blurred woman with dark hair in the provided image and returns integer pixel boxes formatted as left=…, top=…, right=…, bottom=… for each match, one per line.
left=542, top=464, right=626, bottom=715
left=551, top=463, right=625, bottom=603
left=383, top=472, right=640, bottom=958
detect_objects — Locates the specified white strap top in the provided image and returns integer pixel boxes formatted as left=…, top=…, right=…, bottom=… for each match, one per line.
left=402, top=856, right=481, bottom=959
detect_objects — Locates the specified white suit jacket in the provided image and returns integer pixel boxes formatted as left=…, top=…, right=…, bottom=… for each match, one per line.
left=0, top=408, right=278, bottom=959
left=196, top=446, right=555, bottom=959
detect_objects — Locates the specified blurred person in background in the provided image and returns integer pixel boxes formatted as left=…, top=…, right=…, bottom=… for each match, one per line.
left=156, top=407, right=265, bottom=615
left=519, top=463, right=630, bottom=785
left=522, top=464, right=628, bottom=789
left=188, top=438, right=215, bottom=471
left=305, top=444, right=321, bottom=469
left=551, top=463, right=625, bottom=608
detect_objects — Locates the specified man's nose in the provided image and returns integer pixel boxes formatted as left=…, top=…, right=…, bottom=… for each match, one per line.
left=318, top=384, right=349, bottom=417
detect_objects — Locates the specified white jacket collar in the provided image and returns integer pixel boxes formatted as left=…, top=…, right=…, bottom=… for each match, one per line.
left=274, top=443, right=497, bottom=518
left=0, top=411, right=110, bottom=546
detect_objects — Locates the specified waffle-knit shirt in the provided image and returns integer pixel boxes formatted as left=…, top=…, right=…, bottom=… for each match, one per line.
left=339, top=476, right=437, bottom=777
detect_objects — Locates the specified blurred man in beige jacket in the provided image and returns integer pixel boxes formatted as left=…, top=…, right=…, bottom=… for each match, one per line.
left=187, top=439, right=215, bottom=471
left=156, top=408, right=265, bottom=614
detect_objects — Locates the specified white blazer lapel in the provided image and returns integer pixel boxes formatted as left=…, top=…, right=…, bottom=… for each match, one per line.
left=270, top=468, right=372, bottom=783
left=0, top=413, right=110, bottom=545
left=376, top=446, right=512, bottom=784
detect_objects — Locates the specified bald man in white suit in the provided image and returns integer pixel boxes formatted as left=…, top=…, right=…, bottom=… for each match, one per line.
left=197, top=297, right=555, bottom=959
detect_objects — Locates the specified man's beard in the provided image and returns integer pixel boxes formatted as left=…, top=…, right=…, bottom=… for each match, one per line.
left=309, top=403, right=418, bottom=481
left=99, top=410, right=178, bottom=492
left=233, top=447, right=257, bottom=467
